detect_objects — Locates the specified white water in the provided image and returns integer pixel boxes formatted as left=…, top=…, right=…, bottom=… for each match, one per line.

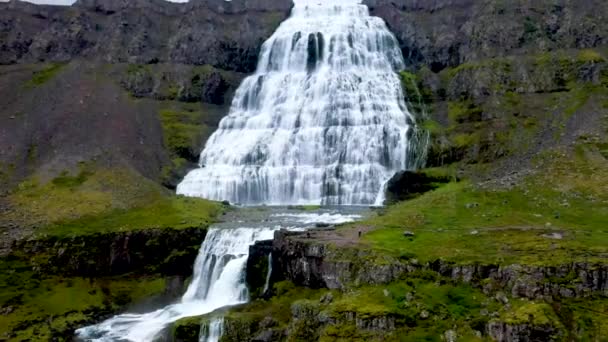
left=263, top=253, right=273, bottom=295
left=199, top=317, right=224, bottom=342
left=76, top=210, right=362, bottom=341
left=177, top=0, right=415, bottom=206
left=77, top=0, right=413, bottom=340
left=75, top=227, right=274, bottom=341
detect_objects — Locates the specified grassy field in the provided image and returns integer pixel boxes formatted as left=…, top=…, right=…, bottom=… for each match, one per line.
left=4, top=166, right=222, bottom=237
left=360, top=150, right=608, bottom=266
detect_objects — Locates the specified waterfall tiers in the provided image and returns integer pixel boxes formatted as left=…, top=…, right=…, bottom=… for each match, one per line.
left=75, top=208, right=364, bottom=341
left=177, top=0, right=415, bottom=206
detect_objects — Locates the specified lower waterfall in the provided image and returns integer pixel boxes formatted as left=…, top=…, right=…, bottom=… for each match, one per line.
left=76, top=209, right=362, bottom=341
left=200, top=317, right=224, bottom=342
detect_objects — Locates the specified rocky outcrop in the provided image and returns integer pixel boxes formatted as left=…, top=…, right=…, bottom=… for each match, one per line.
left=487, top=321, right=563, bottom=342
left=246, top=239, right=273, bottom=300
left=0, top=0, right=292, bottom=72
left=270, top=230, right=407, bottom=290
left=432, top=260, right=608, bottom=300
left=364, top=0, right=608, bottom=71
left=385, top=169, right=452, bottom=203
left=268, top=230, right=608, bottom=300
left=10, top=226, right=207, bottom=277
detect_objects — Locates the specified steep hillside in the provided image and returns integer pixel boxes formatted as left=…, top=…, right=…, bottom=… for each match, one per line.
left=0, top=0, right=291, bottom=243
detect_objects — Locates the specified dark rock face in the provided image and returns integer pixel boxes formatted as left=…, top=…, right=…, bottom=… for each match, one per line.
left=0, top=0, right=292, bottom=72
left=246, top=239, right=273, bottom=300
left=385, top=170, right=451, bottom=203
left=432, top=260, right=608, bottom=299
left=364, top=0, right=608, bottom=71
left=0, top=62, right=168, bottom=190
left=11, top=227, right=207, bottom=277
left=487, top=321, right=563, bottom=342
left=271, top=230, right=608, bottom=300
left=271, top=230, right=408, bottom=290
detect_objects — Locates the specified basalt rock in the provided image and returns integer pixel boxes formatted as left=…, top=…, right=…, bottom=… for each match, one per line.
left=10, top=227, right=207, bottom=277
left=487, top=321, right=564, bottom=342
left=270, top=230, right=608, bottom=300
left=0, top=0, right=292, bottom=72
left=270, top=230, right=408, bottom=290
left=364, top=0, right=608, bottom=71
left=246, top=239, right=273, bottom=300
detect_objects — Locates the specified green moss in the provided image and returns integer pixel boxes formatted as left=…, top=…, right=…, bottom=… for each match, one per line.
left=7, top=166, right=221, bottom=237
left=448, top=101, right=482, bottom=124
left=419, top=119, right=443, bottom=135
left=577, top=49, right=604, bottom=63
left=51, top=169, right=93, bottom=188
left=173, top=316, right=203, bottom=341
left=26, top=63, right=65, bottom=87
left=0, top=263, right=167, bottom=341
left=43, top=195, right=221, bottom=237
left=399, top=70, right=433, bottom=117
left=452, top=132, right=479, bottom=148
left=361, top=151, right=608, bottom=265
left=500, top=301, right=560, bottom=326
left=160, top=108, right=206, bottom=158
left=7, top=168, right=168, bottom=228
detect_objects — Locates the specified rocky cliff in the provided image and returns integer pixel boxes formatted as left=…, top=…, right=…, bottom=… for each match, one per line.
left=0, top=0, right=292, bottom=71
left=364, top=0, right=608, bottom=71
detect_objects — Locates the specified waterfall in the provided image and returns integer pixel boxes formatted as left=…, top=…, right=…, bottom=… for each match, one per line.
left=177, top=0, right=415, bottom=206
left=75, top=227, right=275, bottom=342
left=199, top=317, right=224, bottom=342
left=75, top=209, right=362, bottom=341
left=262, top=253, right=273, bottom=295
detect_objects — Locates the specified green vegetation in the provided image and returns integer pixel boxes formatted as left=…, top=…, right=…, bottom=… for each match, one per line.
left=447, top=101, right=482, bottom=124
left=399, top=70, right=433, bottom=117
left=577, top=49, right=604, bottom=63
left=187, top=275, right=608, bottom=341
left=0, top=257, right=167, bottom=341
left=6, top=166, right=221, bottom=237
left=43, top=195, right=220, bottom=237
left=362, top=151, right=608, bottom=265
left=25, top=63, right=66, bottom=87
left=160, top=107, right=210, bottom=159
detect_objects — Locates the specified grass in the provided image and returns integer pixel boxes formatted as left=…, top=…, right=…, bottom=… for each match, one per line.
left=42, top=195, right=221, bottom=237
left=160, top=108, right=210, bottom=159
left=6, top=168, right=166, bottom=227
left=6, top=166, right=222, bottom=237
left=25, top=63, right=65, bottom=87
left=360, top=151, right=608, bottom=266
left=0, top=259, right=167, bottom=341
left=500, top=301, right=560, bottom=326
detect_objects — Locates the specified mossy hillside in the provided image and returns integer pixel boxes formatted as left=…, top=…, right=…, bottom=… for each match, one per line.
left=4, top=166, right=221, bottom=237
left=157, top=101, right=227, bottom=187
left=0, top=256, right=168, bottom=341
left=361, top=150, right=608, bottom=266
left=41, top=195, right=220, bottom=237
left=122, top=63, right=241, bottom=102
left=194, top=275, right=608, bottom=341
left=25, top=63, right=66, bottom=88
left=417, top=49, right=608, bottom=169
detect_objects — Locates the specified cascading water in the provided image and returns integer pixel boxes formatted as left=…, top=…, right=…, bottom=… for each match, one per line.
left=76, top=209, right=363, bottom=341
left=77, top=1, right=415, bottom=340
left=199, top=317, right=224, bottom=342
left=76, top=227, right=275, bottom=341
left=177, top=0, right=416, bottom=206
